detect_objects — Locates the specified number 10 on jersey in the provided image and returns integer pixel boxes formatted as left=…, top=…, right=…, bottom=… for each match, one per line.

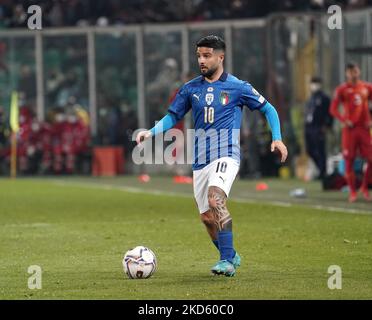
left=204, top=106, right=214, bottom=123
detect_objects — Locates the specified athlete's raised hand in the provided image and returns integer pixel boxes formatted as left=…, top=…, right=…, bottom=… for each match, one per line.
left=271, top=140, right=288, bottom=163
left=136, top=130, right=152, bottom=145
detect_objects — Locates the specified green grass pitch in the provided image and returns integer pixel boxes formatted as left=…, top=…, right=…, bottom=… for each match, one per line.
left=0, top=177, right=371, bottom=299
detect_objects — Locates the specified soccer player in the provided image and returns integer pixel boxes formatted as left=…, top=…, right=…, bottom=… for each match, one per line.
left=330, top=62, right=372, bottom=203
left=136, top=36, right=288, bottom=276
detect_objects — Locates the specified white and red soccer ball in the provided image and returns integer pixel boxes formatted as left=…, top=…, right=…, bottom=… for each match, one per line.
left=122, top=246, right=157, bottom=279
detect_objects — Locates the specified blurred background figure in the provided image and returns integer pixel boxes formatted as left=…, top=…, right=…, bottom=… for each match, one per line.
left=147, top=58, right=180, bottom=126
left=168, top=70, right=195, bottom=183
left=17, top=106, right=34, bottom=174
left=50, top=106, right=91, bottom=175
left=0, top=106, right=10, bottom=174
left=330, top=62, right=372, bottom=202
left=51, top=108, right=66, bottom=174
left=0, top=41, right=8, bottom=74
left=304, top=77, right=333, bottom=181
left=38, top=118, right=53, bottom=175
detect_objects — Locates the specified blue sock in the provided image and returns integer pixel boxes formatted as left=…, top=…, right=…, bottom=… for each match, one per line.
left=218, top=231, right=235, bottom=263
left=212, top=240, right=219, bottom=250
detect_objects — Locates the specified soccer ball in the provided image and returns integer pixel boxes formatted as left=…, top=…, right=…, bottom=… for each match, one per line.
left=122, top=246, right=157, bottom=279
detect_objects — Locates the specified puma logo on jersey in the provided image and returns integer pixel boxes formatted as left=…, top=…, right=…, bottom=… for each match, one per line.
left=219, top=176, right=226, bottom=183
left=193, top=93, right=201, bottom=101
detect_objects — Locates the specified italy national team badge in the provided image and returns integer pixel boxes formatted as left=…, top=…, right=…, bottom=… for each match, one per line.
left=220, top=91, right=229, bottom=106
left=205, top=93, right=214, bottom=105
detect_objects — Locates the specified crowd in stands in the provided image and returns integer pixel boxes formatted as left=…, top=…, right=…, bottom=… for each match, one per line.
left=1, top=0, right=371, bottom=28
left=1, top=0, right=371, bottom=178
left=0, top=103, right=91, bottom=175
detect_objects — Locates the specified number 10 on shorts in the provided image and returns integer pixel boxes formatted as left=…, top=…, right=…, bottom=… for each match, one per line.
left=216, top=161, right=227, bottom=173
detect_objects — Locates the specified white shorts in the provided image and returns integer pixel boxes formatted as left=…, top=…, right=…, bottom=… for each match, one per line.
left=193, top=157, right=240, bottom=214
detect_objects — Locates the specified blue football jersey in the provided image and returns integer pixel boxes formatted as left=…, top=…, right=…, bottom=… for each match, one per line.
left=168, top=72, right=267, bottom=170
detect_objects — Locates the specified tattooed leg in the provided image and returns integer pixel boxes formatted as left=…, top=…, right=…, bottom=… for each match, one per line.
left=207, top=186, right=232, bottom=231
left=200, top=210, right=218, bottom=241
left=207, top=186, right=235, bottom=263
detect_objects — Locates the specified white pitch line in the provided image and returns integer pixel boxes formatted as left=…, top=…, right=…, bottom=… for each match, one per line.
left=52, top=180, right=372, bottom=216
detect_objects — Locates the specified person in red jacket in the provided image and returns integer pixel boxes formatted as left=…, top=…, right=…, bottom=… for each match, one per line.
left=64, top=111, right=90, bottom=173
left=330, top=62, right=372, bottom=202
left=51, top=110, right=66, bottom=174
left=38, top=121, right=53, bottom=174
left=71, top=112, right=90, bottom=156
left=17, top=107, right=33, bottom=173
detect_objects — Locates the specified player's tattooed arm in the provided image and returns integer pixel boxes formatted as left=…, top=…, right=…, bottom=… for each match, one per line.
left=208, top=186, right=232, bottom=231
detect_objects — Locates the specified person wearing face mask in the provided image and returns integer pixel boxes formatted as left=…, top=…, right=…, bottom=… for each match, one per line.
left=304, top=77, right=333, bottom=181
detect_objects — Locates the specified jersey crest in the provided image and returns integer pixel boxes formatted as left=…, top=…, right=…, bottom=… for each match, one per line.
left=220, top=91, right=229, bottom=106
left=205, top=93, right=214, bottom=105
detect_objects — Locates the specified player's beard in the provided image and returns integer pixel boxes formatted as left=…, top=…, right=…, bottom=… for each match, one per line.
left=200, top=65, right=218, bottom=79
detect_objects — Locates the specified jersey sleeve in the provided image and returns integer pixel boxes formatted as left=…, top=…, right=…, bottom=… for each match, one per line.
left=367, top=82, right=372, bottom=101
left=330, top=86, right=346, bottom=122
left=240, top=82, right=267, bottom=111
left=167, top=84, right=191, bottom=121
left=259, top=102, right=282, bottom=141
